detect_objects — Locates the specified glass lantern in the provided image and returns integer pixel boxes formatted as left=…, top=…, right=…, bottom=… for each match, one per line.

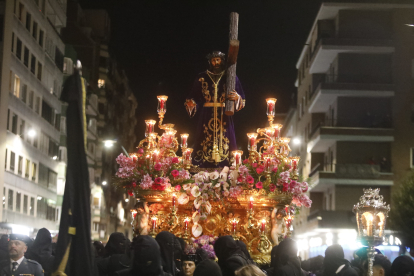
left=271, top=124, right=283, bottom=140
left=157, top=95, right=168, bottom=114
left=353, top=188, right=390, bottom=276
left=180, top=133, right=189, bottom=149
left=145, top=120, right=156, bottom=137
left=232, top=150, right=243, bottom=166
left=266, top=98, right=277, bottom=116
left=247, top=133, right=258, bottom=151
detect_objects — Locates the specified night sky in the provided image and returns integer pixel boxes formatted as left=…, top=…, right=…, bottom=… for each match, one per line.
left=79, top=0, right=322, bottom=148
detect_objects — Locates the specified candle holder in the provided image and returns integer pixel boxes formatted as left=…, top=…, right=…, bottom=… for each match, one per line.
left=180, top=133, right=189, bottom=150
left=232, top=150, right=243, bottom=169
left=150, top=216, right=158, bottom=238
left=247, top=133, right=258, bottom=152
left=266, top=98, right=277, bottom=126
left=289, top=156, right=300, bottom=180
left=231, top=218, right=239, bottom=240
left=169, top=194, right=178, bottom=228
left=183, top=217, right=190, bottom=243
left=145, top=120, right=156, bottom=137
left=353, top=188, right=390, bottom=276
left=257, top=219, right=272, bottom=254
left=157, top=96, right=168, bottom=126
left=271, top=124, right=283, bottom=142
left=247, top=197, right=254, bottom=229
left=183, top=148, right=193, bottom=170
left=279, top=138, right=291, bottom=156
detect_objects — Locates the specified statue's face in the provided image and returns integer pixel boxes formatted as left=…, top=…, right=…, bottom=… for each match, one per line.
left=182, top=261, right=196, bottom=276
left=210, top=57, right=222, bottom=69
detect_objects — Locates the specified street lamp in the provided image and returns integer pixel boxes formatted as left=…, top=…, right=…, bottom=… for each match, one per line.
left=28, top=129, right=36, bottom=138
left=292, top=137, right=301, bottom=145
left=353, top=188, right=390, bottom=276
left=103, top=139, right=129, bottom=157
left=102, top=181, right=107, bottom=186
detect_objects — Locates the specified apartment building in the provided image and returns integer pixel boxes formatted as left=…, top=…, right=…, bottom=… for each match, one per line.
left=286, top=2, right=414, bottom=260
left=0, top=0, right=67, bottom=235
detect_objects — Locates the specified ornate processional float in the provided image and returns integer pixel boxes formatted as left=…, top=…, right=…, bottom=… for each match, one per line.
left=113, top=96, right=312, bottom=265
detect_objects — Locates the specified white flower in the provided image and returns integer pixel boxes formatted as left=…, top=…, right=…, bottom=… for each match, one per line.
left=183, top=184, right=192, bottom=191
left=178, top=193, right=189, bottom=205
left=191, top=186, right=201, bottom=197
left=209, top=171, right=219, bottom=180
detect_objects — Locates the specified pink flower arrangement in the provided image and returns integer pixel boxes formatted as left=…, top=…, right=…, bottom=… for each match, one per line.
left=171, top=170, right=180, bottom=178
left=255, top=182, right=263, bottom=189
left=154, top=163, right=162, bottom=171
left=172, top=157, right=179, bottom=164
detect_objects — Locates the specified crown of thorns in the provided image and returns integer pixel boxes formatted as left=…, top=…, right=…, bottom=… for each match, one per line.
left=206, top=51, right=226, bottom=62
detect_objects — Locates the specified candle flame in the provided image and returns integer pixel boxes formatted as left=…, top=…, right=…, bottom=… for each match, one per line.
left=151, top=216, right=158, bottom=221
left=261, top=219, right=266, bottom=224
left=250, top=197, right=254, bottom=201
left=184, top=217, right=190, bottom=222
left=172, top=193, right=176, bottom=197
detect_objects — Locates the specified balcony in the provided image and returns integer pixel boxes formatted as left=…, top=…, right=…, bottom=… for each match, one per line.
left=309, top=74, right=395, bottom=113
left=308, top=119, right=394, bottom=153
left=307, top=210, right=356, bottom=229
left=309, top=164, right=393, bottom=191
left=309, top=38, right=394, bottom=74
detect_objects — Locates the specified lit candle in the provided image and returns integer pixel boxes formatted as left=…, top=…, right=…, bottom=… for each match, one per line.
left=290, top=157, right=300, bottom=171
left=231, top=219, right=238, bottom=232
left=157, top=95, right=168, bottom=113
left=184, top=217, right=190, bottom=230
left=261, top=219, right=266, bottom=232
left=266, top=98, right=277, bottom=116
left=232, top=150, right=243, bottom=166
left=172, top=193, right=176, bottom=207
left=145, top=120, right=156, bottom=137
left=180, top=133, right=189, bottom=148
left=151, top=216, right=157, bottom=231
left=249, top=197, right=254, bottom=210
left=264, top=157, right=272, bottom=172
left=272, top=124, right=283, bottom=139
left=247, top=133, right=258, bottom=151
left=184, top=148, right=193, bottom=163
left=153, top=150, right=159, bottom=163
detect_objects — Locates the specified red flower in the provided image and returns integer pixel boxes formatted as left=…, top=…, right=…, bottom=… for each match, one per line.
left=282, top=182, right=289, bottom=192
left=256, top=168, right=263, bottom=174
left=269, top=184, right=276, bottom=192
left=154, top=177, right=163, bottom=185
left=175, top=185, right=181, bottom=192
left=246, top=176, right=254, bottom=184
left=171, top=170, right=180, bottom=178
left=172, top=157, right=179, bottom=164
left=132, top=182, right=137, bottom=187
left=237, top=176, right=243, bottom=182
left=243, top=159, right=249, bottom=164
left=127, top=190, right=134, bottom=197
left=255, top=182, right=263, bottom=189
left=252, top=163, right=258, bottom=168
left=272, top=167, right=278, bottom=173
left=138, top=148, right=144, bottom=154
left=154, top=163, right=162, bottom=171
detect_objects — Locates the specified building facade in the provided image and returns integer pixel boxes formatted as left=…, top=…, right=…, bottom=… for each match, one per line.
left=287, top=2, right=414, bottom=260
left=0, top=0, right=67, bottom=235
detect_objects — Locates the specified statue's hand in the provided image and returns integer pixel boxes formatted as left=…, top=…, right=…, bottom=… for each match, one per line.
left=227, top=90, right=240, bottom=101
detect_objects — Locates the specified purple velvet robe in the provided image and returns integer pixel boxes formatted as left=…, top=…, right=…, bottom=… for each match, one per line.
left=186, top=71, right=245, bottom=168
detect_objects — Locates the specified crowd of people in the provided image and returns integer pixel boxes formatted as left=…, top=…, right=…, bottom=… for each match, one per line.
left=0, top=229, right=413, bottom=276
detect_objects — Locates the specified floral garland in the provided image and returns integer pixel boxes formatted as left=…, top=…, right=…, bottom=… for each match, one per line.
left=114, top=151, right=311, bottom=219
left=185, top=235, right=217, bottom=259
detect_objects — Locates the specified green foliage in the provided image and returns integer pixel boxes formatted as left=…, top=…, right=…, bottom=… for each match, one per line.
left=389, top=170, right=414, bottom=248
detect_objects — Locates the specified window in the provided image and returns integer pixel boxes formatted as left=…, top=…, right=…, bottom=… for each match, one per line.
left=54, top=114, right=61, bottom=130
left=99, top=56, right=107, bottom=68
left=16, top=38, right=22, bottom=60
left=11, top=113, right=17, bottom=134
left=8, top=189, right=13, bottom=210
left=25, top=13, right=31, bottom=31
left=18, top=156, right=23, bottom=175
left=37, top=197, right=46, bottom=219
left=32, top=21, right=38, bottom=40
left=23, top=47, right=29, bottom=67
left=30, top=197, right=34, bottom=215
left=4, top=149, right=7, bottom=169
left=36, top=197, right=56, bottom=221
left=25, top=159, right=30, bottom=178
left=55, top=48, right=64, bottom=71
left=31, top=162, right=37, bottom=181
left=42, top=100, right=53, bottom=125
left=19, top=119, right=25, bottom=139
left=28, top=91, right=33, bottom=108
left=39, top=163, right=48, bottom=188
left=48, top=170, right=57, bottom=190
left=23, top=195, right=28, bottom=214
left=39, top=30, right=44, bottom=47
left=16, top=192, right=21, bottom=212
left=13, top=75, right=20, bottom=97
left=11, top=32, right=14, bottom=53
left=2, top=188, right=5, bottom=208
left=37, top=62, right=42, bottom=80
left=10, top=151, right=15, bottom=171
left=30, top=55, right=36, bottom=74
left=18, top=3, right=24, bottom=21
left=35, top=96, right=40, bottom=114
left=21, top=84, right=27, bottom=103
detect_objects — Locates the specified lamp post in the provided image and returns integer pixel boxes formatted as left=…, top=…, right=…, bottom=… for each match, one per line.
left=353, top=188, right=390, bottom=276
left=103, top=139, right=129, bottom=157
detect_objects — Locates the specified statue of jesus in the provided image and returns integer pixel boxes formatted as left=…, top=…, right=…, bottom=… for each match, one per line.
left=185, top=51, right=245, bottom=168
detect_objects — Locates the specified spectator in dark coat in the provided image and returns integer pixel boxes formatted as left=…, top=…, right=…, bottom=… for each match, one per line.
left=156, top=231, right=183, bottom=276
left=390, top=256, right=414, bottom=276
left=214, top=236, right=252, bottom=276
left=323, top=244, right=358, bottom=276
left=194, top=259, right=222, bottom=276
left=0, top=235, right=9, bottom=261
left=93, top=241, right=105, bottom=258
left=269, top=238, right=304, bottom=276
left=25, top=228, right=55, bottom=276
